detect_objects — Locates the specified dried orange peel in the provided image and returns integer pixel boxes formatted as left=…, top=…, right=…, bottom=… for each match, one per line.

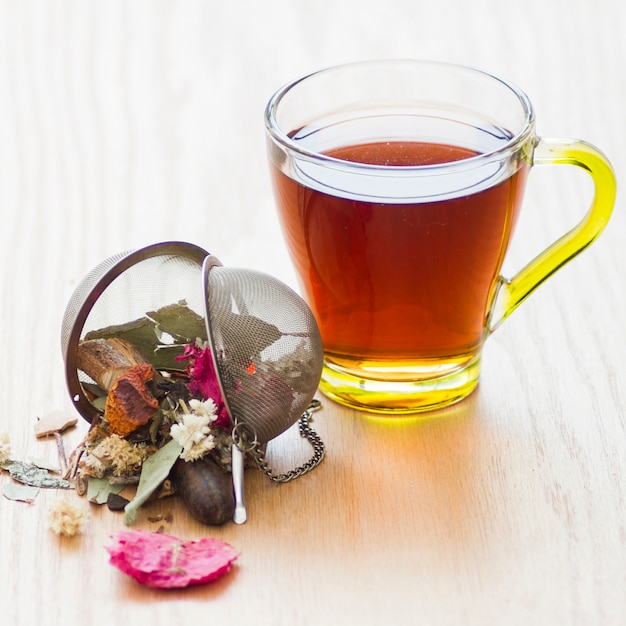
left=104, top=364, right=159, bottom=437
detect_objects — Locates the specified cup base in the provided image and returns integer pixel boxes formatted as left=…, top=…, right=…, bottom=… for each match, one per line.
left=318, top=354, right=482, bottom=415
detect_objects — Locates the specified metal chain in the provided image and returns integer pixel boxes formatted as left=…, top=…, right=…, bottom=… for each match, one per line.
left=250, top=399, right=325, bottom=483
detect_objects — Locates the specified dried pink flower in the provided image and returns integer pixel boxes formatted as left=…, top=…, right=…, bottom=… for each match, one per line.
left=106, top=530, right=239, bottom=589
left=176, top=343, right=231, bottom=429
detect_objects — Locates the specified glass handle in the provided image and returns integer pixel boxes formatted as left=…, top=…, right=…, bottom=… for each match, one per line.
left=489, top=138, right=616, bottom=332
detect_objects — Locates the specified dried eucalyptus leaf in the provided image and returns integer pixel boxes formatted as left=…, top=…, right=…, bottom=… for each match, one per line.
left=84, top=302, right=205, bottom=372
left=124, top=439, right=182, bottom=526
left=151, top=344, right=187, bottom=371
left=85, top=316, right=159, bottom=362
left=3, top=483, right=40, bottom=502
left=7, top=461, right=72, bottom=489
left=87, top=477, right=125, bottom=504
left=147, top=301, right=207, bottom=344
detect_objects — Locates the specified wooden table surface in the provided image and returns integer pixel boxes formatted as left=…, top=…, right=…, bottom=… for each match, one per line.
left=1, top=1, right=625, bottom=624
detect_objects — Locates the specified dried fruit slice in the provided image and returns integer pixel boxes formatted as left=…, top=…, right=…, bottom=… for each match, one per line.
left=106, top=529, right=238, bottom=588
left=104, top=364, right=159, bottom=437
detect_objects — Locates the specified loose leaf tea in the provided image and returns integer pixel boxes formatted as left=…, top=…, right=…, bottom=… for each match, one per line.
left=66, top=292, right=322, bottom=527
left=106, top=530, right=239, bottom=589
left=71, top=321, right=235, bottom=525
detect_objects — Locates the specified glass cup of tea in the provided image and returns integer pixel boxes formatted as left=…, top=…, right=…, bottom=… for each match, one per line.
left=265, top=60, right=615, bottom=415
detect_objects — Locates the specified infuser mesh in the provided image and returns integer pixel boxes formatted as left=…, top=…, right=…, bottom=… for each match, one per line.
left=205, top=266, right=323, bottom=444
left=61, top=243, right=210, bottom=422
left=60, top=250, right=132, bottom=355
left=61, top=243, right=323, bottom=445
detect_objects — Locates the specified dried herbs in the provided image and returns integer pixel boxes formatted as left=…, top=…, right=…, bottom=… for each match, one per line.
left=1, top=429, right=74, bottom=506
left=65, top=302, right=236, bottom=526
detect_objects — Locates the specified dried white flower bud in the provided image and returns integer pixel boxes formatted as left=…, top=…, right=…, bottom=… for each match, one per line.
left=0, top=432, right=12, bottom=466
left=46, top=498, right=89, bottom=537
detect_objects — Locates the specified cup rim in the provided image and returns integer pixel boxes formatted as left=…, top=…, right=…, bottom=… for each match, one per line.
left=265, top=59, right=536, bottom=172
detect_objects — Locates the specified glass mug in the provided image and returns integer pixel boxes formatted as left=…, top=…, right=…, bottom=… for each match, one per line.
left=265, top=60, right=615, bottom=414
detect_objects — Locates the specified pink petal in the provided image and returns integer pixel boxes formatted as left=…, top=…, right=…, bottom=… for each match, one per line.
left=106, top=530, right=239, bottom=589
left=176, top=344, right=231, bottom=429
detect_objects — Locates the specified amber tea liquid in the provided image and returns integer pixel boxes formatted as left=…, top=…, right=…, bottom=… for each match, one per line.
left=271, top=134, right=529, bottom=392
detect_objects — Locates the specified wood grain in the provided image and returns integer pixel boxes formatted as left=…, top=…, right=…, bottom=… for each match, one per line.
left=1, top=1, right=625, bottom=625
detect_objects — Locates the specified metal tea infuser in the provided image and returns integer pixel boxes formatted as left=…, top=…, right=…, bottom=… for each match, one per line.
left=61, top=241, right=325, bottom=523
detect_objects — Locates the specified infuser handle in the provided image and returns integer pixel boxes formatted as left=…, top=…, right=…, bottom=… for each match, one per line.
left=232, top=444, right=247, bottom=524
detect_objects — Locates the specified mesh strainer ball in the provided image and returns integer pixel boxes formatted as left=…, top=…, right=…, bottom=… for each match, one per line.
left=61, top=241, right=324, bottom=447
left=201, top=255, right=324, bottom=445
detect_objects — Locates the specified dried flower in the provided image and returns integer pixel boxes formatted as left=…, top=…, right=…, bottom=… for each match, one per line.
left=81, top=434, right=154, bottom=479
left=188, top=398, right=218, bottom=419
left=106, top=529, right=239, bottom=588
left=175, top=342, right=230, bottom=428
left=46, top=498, right=89, bottom=537
left=170, top=400, right=217, bottom=462
left=0, top=432, right=12, bottom=466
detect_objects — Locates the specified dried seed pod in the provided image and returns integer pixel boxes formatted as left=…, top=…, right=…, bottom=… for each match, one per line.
left=172, top=457, right=235, bottom=525
left=77, top=338, right=148, bottom=392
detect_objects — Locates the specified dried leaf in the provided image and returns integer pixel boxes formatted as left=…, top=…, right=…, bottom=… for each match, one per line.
left=87, top=477, right=124, bottom=504
left=3, top=483, right=40, bottom=503
left=34, top=411, right=78, bottom=438
left=6, top=461, right=71, bottom=489
left=85, top=301, right=207, bottom=371
left=147, top=301, right=207, bottom=344
left=85, top=316, right=159, bottom=362
left=124, top=439, right=182, bottom=525
left=106, top=529, right=238, bottom=589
